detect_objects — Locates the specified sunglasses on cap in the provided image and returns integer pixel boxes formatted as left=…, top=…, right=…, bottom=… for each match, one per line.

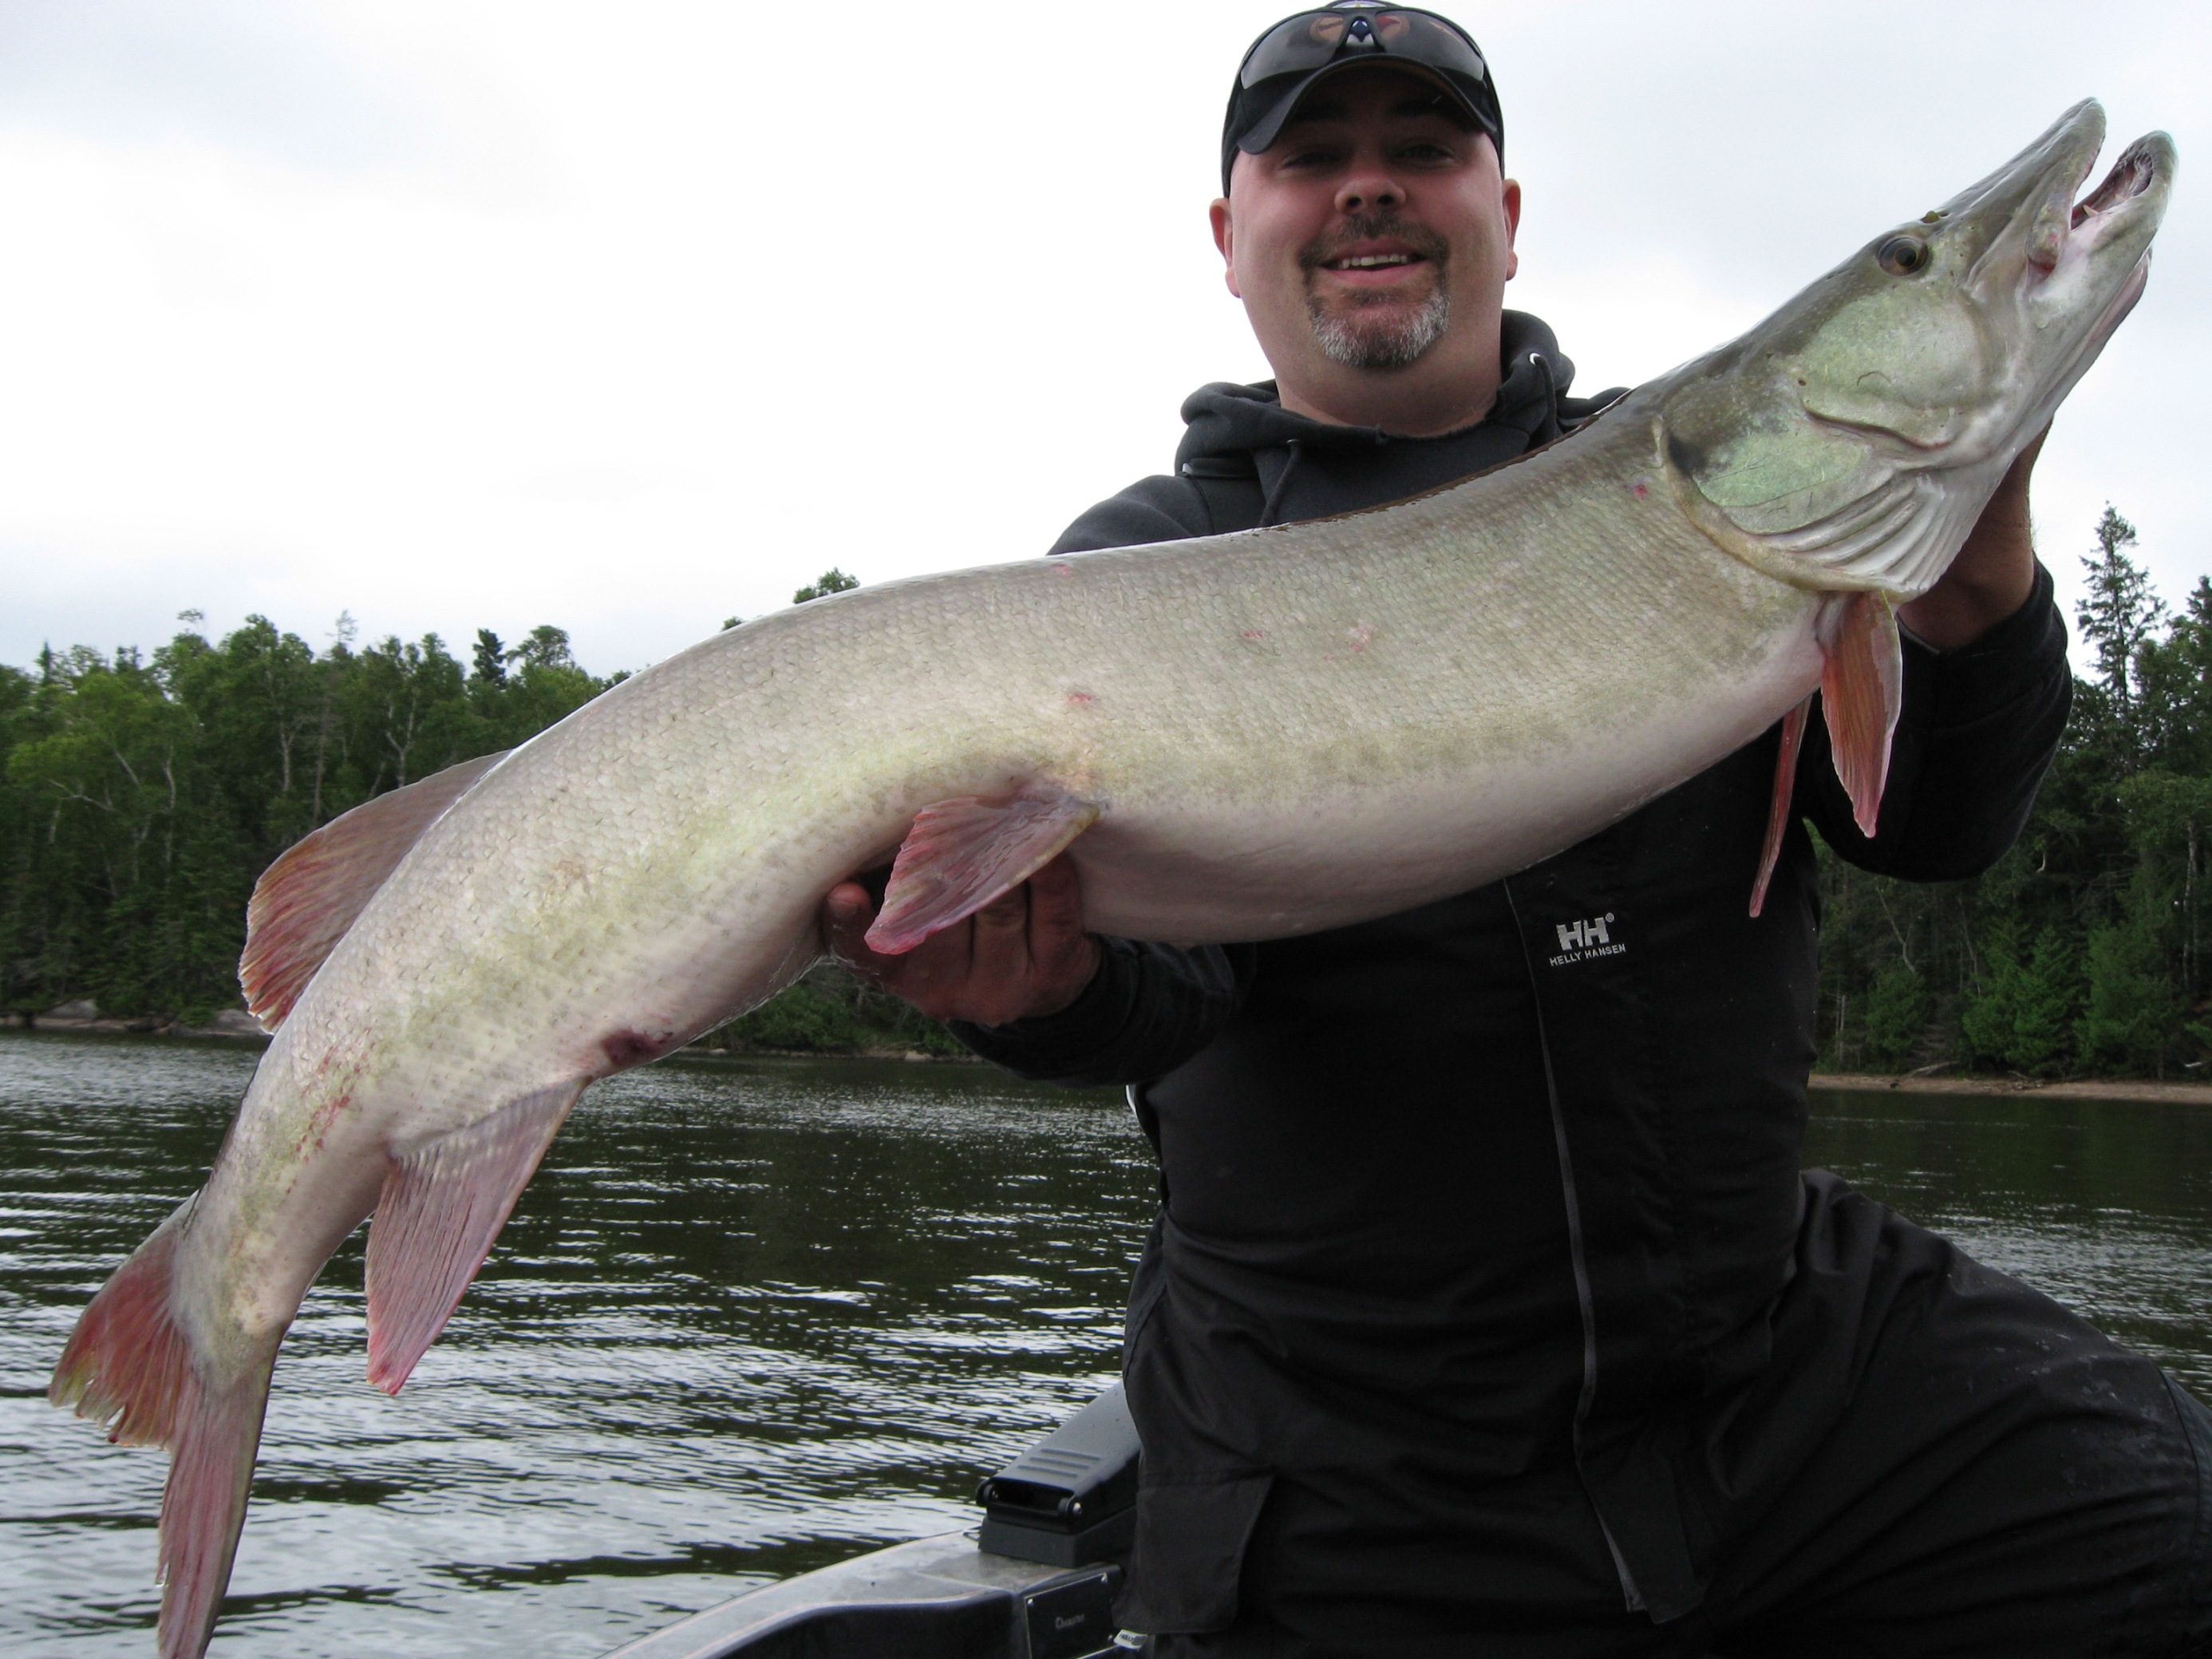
left=1223, top=3, right=1502, bottom=192
left=1238, top=4, right=1490, bottom=90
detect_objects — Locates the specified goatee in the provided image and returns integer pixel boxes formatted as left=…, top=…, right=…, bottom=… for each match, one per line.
left=1302, top=212, right=1452, bottom=370
left=1308, top=286, right=1451, bottom=370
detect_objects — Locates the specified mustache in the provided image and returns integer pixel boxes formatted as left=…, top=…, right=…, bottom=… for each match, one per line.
left=1299, top=212, right=1452, bottom=274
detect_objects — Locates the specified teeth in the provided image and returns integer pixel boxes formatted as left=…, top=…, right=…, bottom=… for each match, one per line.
left=1334, top=254, right=1414, bottom=269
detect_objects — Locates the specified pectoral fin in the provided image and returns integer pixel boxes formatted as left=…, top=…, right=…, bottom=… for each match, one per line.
left=241, top=750, right=510, bottom=1031
left=1819, top=591, right=1903, bottom=838
left=865, top=787, right=1100, bottom=955
left=1751, top=697, right=1813, bottom=918
left=364, top=1081, right=580, bottom=1396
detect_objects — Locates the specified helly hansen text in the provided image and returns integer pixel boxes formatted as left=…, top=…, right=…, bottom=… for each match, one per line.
left=1550, top=913, right=1624, bottom=967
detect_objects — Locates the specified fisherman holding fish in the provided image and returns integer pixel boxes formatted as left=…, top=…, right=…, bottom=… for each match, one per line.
left=829, top=5, right=2212, bottom=1653
left=48, top=2, right=2194, bottom=1654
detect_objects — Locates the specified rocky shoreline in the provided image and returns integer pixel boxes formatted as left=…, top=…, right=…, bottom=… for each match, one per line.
left=1811, top=1070, right=2212, bottom=1106
left=9, top=1008, right=2212, bottom=1099
left=2, top=1001, right=267, bottom=1040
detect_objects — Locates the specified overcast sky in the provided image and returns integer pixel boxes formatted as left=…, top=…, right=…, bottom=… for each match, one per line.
left=0, top=1, right=2204, bottom=678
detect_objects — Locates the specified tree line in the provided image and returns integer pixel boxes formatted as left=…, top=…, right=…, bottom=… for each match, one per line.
left=4, top=528, right=2208, bottom=1076
left=1820, top=508, right=2212, bottom=1078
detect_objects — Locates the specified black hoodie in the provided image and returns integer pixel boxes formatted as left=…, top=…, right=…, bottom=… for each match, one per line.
left=954, top=314, right=2073, bottom=1634
left=1048, top=312, right=1615, bottom=551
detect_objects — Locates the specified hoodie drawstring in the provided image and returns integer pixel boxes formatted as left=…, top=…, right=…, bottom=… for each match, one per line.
left=1258, top=439, right=1305, bottom=528
left=1528, top=352, right=1561, bottom=444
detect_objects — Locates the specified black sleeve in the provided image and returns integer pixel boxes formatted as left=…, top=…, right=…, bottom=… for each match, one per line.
left=947, top=938, right=1254, bottom=1088
left=1048, top=472, right=1231, bottom=555
left=1800, top=560, right=2072, bottom=880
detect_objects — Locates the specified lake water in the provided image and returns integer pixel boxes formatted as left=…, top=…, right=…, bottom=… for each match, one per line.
left=5, top=1032, right=2211, bottom=1657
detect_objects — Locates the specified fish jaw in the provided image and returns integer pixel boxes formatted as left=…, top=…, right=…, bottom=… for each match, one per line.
left=1654, top=101, right=2173, bottom=603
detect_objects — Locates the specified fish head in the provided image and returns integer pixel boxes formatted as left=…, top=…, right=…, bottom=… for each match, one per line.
left=1655, top=101, right=2174, bottom=599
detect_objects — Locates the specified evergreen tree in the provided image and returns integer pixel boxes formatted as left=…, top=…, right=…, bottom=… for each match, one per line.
left=2072, top=505, right=2166, bottom=785
left=472, top=628, right=508, bottom=690
left=1861, top=962, right=1930, bottom=1068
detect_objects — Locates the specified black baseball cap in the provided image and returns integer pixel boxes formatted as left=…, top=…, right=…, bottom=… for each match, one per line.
left=1222, top=3, right=1503, bottom=194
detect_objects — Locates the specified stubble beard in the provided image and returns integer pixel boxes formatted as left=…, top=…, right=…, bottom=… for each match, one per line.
left=1302, top=214, right=1452, bottom=371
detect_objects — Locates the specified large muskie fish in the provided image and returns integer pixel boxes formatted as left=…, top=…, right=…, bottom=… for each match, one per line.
left=53, top=101, right=2171, bottom=1657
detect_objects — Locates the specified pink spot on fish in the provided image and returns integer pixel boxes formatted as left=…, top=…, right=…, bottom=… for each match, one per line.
left=302, top=1090, right=353, bottom=1155
left=1050, top=563, right=1075, bottom=577
left=1242, top=629, right=1266, bottom=642
left=1347, top=624, right=1373, bottom=653
left=1067, top=690, right=1095, bottom=705
left=602, top=1029, right=670, bottom=1068
left=1630, top=480, right=1650, bottom=500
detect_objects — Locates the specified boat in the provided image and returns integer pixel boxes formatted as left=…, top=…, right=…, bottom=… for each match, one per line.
left=599, top=1384, right=1145, bottom=1659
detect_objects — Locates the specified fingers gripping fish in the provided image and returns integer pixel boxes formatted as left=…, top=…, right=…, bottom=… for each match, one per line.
left=49, top=102, right=2172, bottom=1659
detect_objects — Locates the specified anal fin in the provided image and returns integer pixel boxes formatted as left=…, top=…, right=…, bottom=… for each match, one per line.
left=364, top=1082, right=580, bottom=1396
left=1751, top=697, right=1812, bottom=918
left=864, top=786, right=1100, bottom=955
left=1819, top=591, right=1903, bottom=838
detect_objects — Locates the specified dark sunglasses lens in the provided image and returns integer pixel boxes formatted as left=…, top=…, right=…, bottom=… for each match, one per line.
left=1240, top=13, right=1347, bottom=85
left=1380, top=13, right=1486, bottom=81
left=1240, top=9, right=1487, bottom=89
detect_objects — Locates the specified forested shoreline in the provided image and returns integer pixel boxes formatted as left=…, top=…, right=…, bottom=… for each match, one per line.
left=4, top=520, right=2208, bottom=1076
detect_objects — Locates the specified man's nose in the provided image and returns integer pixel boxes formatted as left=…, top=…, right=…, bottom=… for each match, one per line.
left=1336, top=165, right=1403, bottom=215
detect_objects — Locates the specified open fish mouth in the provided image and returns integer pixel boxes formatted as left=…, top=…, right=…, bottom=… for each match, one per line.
left=2021, top=115, right=2173, bottom=399
left=2055, top=134, right=2167, bottom=339
left=2072, top=137, right=2163, bottom=229
left=1945, top=100, right=2172, bottom=298
left=2037, top=109, right=2172, bottom=279
left=2048, top=128, right=2170, bottom=300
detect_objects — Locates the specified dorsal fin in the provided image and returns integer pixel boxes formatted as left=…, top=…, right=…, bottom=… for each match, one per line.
left=239, top=750, right=509, bottom=1031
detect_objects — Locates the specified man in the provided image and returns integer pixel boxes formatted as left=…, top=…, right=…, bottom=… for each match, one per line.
left=830, top=7, right=2212, bottom=1654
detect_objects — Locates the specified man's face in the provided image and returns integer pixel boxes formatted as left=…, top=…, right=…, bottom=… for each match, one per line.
left=1212, top=65, right=1519, bottom=391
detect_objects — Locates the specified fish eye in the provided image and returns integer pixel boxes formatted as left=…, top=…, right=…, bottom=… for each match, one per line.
left=1877, top=235, right=1930, bottom=276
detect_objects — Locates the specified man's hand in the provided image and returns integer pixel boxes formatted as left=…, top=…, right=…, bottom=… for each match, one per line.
left=823, top=852, right=1101, bottom=1028
left=1898, top=428, right=2048, bottom=651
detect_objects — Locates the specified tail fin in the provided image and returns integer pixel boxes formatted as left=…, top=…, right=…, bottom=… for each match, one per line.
left=49, top=1199, right=278, bottom=1659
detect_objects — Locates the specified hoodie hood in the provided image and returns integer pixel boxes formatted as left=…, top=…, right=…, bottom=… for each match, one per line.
left=1175, top=310, right=1584, bottom=476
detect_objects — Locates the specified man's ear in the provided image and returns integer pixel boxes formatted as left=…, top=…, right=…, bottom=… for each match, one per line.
left=1210, top=196, right=1242, bottom=299
left=1502, top=178, right=1522, bottom=282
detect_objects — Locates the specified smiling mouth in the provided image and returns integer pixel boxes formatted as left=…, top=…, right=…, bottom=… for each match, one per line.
left=1304, top=214, right=1451, bottom=281
left=1325, top=252, right=1424, bottom=271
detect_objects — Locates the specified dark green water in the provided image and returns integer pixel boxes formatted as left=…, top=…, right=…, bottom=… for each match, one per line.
left=4, top=1033, right=2210, bottom=1657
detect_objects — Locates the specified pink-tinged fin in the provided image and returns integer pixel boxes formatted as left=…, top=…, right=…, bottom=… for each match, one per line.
left=240, top=749, right=510, bottom=1032
left=49, top=1197, right=280, bottom=1659
left=864, top=787, right=1101, bottom=956
left=1818, top=591, right=1903, bottom=839
left=364, top=1081, right=582, bottom=1396
left=152, top=1365, right=275, bottom=1659
left=1750, top=697, right=1813, bottom=918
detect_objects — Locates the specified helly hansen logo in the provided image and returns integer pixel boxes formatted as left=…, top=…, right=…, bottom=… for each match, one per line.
left=1549, top=912, right=1624, bottom=967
